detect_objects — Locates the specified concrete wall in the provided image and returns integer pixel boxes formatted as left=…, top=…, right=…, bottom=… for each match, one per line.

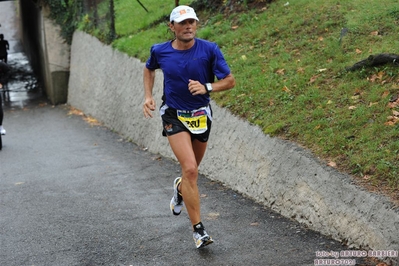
left=0, top=1, right=23, bottom=54
left=41, top=6, right=70, bottom=105
left=68, top=31, right=399, bottom=264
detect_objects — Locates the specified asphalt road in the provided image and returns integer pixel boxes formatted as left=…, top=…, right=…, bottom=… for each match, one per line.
left=0, top=89, right=380, bottom=266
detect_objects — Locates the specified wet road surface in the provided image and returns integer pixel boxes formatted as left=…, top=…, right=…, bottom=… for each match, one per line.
left=1, top=52, right=44, bottom=109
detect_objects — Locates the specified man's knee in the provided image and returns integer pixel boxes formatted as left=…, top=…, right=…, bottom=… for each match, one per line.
left=182, top=164, right=198, bottom=181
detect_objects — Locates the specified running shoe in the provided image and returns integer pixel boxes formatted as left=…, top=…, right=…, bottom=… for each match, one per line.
left=170, top=177, right=183, bottom=215
left=193, top=224, right=214, bottom=249
left=0, top=127, right=5, bottom=135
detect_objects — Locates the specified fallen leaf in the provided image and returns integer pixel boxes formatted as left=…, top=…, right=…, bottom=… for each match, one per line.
left=318, top=68, right=327, bottom=72
left=381, top=91, right=390, bottom=98
left=309, top=75, right=319, bottom=83
left=354, top=88, right=362, bottom=95
left=200, top=194, right=207, bottom=198
left=206, top=212, right=220, bottom=220
left=327, top=161, right=337, bottom=168
left=393, top=110, right=399, bottom=117
left=276, top=68, right=285, bottom=75
left=328, top=161, right=337, bottom=168
left=241, top=55, right=247, bottom=60
left=388, top=101, right=399, bottom=109
left=250, top=222, right=260, bottom=226
left=83, top=116, right=101, bottom=126
left=297, top=67, right=305, bottom=73
left=355, top=48, right=362, bottom=54
left=370, top=31, right=379, bottom=36
left=385, top=115, right=399, bottom=126
left=68, top=107, right=84, bottom=116
left=369, top=75, right=378, bottom=82
left=282, top=86, right=291, bottom=92
left=348, top=106, right=357, bottom=110
left=231, top=25, right=239, bottom=30
left=15, top=182, right=25, bottom=185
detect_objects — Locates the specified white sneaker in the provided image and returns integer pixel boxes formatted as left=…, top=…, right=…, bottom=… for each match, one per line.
left=170, top=177, right=183, bottom=215
left=0, top=127, right=5, bottom=135
left=193, top=223, right=214, bottom=248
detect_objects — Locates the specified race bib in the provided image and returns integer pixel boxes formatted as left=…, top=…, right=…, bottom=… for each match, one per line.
left=177, top=107, right=208, bottom=134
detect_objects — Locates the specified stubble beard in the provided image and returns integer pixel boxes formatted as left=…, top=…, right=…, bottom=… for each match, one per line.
left=177, top=31, right=196, bottom=43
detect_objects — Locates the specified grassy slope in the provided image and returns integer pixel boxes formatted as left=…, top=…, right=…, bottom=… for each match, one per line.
left=110, top=0, right=399, bottom=197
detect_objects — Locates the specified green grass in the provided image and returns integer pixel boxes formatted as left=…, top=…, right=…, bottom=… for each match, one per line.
left=80, top=0, right=399, bottom=191
left=112, top=0, right=192, bottom=55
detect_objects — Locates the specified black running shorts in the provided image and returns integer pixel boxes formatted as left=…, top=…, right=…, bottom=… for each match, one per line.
left=160, top=104, right=212, bottom=143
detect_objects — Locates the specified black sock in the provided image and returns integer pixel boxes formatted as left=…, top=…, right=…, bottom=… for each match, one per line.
left=193, top=222, right=204, bottom=232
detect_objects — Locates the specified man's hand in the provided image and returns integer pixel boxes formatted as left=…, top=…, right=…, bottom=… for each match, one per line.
left=143, top=97, right=156, bottom=118
left=188, top=79, right=207, bottom=95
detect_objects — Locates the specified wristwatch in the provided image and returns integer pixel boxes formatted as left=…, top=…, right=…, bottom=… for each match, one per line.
left=205, top=83, right=213, bottom=93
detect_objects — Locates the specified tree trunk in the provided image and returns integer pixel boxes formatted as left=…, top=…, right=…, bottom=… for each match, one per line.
left=346, top=53, right=399, bottom=71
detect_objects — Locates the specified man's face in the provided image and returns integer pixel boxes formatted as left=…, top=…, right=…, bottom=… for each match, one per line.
left=170, top=19, right=197, bottom=43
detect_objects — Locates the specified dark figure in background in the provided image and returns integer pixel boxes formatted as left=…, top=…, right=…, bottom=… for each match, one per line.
left=0, top=61, right=9, bottom=135
left=0, top=83, right=5, bottom=135
left=0, top=34, right=10, bottom=64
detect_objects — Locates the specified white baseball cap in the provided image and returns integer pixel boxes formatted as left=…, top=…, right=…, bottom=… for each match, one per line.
left=170, top=5, right=199, bottom=23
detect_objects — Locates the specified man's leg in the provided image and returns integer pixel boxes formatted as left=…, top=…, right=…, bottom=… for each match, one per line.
left=0, top=103, right=3, bottom=125
left=0, top=97, right=5, bottom=135
left=167, top=132, right=207, bottom=225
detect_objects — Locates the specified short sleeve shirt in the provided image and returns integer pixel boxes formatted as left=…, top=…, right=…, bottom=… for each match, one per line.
left=145, top=38, right=231, bottom=110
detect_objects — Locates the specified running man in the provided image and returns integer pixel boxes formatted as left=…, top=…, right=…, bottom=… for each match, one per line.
left=142, top=5, right=235, bottom=248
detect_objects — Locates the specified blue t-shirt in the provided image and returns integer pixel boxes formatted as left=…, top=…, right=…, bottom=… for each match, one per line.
left=145, top=38, right=231, bottom=110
